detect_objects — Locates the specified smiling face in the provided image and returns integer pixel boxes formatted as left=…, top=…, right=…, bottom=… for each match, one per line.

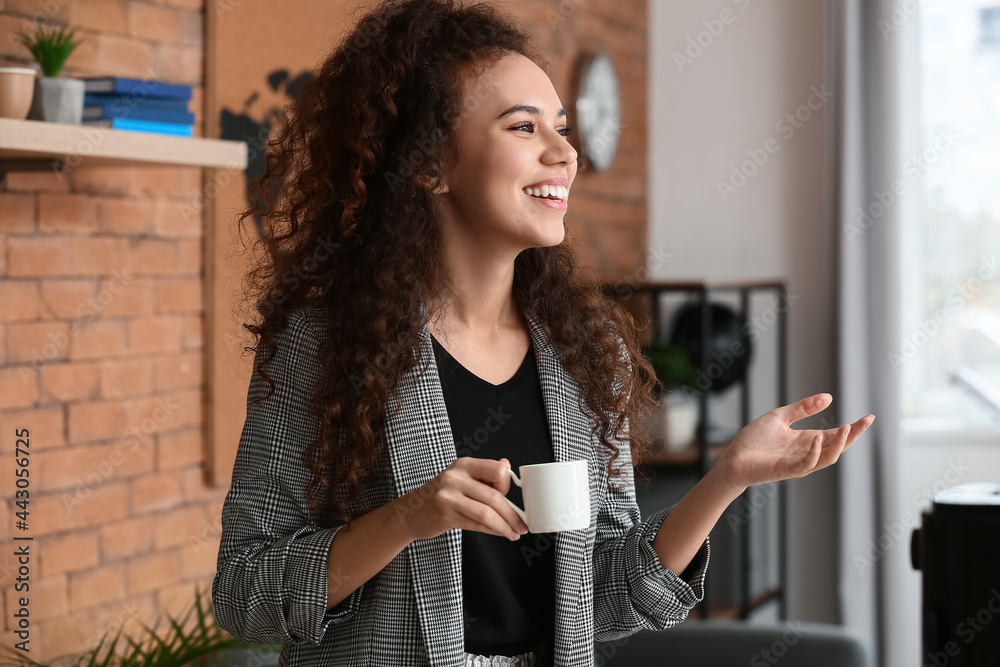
left=431, top=51, right=579, bottom=253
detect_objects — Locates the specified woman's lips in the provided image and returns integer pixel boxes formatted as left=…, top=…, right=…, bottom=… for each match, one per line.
left=524, top=193, right=568, bottom=210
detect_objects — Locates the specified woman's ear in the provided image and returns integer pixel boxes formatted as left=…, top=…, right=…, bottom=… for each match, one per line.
left=416, top=169, right=449, bottom=195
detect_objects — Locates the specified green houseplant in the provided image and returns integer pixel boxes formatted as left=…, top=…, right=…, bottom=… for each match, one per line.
left=641, top=340, right=700, bottom=399
left=0, top=583, right=280, bottom=667
left=17, top=21, right=85, bottom=124
left=640, top=341, right=701, bottom=452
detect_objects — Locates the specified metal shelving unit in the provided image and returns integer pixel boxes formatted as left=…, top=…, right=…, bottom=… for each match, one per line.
left=600, top=279, right=788, bottom=621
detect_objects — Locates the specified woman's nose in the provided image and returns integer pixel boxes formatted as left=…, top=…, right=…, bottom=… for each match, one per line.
left=545, top=134, right=577, bottom=165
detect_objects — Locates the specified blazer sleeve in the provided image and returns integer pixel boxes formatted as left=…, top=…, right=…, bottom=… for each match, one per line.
left=591, top=329, right=710, bottom=643
left=212, top=307, right=366, bottom=646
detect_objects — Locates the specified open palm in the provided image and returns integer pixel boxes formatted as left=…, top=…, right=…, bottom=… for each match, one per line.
left=715, top=392, right=874, bottom=493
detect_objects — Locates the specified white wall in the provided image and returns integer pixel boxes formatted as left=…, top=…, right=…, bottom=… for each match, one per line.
left=649, top=0, right=838, bottom=623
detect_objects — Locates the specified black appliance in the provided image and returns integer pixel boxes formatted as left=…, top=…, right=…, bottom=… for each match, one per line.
left=910, top=482, right=1000, bottom=666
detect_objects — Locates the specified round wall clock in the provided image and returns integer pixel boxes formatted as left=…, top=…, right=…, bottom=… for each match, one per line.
left=573, top=52, right=621, bottom=172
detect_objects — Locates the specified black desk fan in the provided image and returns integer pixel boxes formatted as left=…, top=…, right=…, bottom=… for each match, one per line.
left=665, top=299, right=754, bottom=435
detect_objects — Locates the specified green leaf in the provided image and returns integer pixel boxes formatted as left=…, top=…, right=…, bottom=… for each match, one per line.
left=641, top=340, right=700, bottom=396
left=16, top=21, right=83, bottom=77
left=0, top=583, right=281, bottom=667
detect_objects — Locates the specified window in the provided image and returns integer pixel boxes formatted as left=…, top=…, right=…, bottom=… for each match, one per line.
left=901, top=0, right=1000, bottom=431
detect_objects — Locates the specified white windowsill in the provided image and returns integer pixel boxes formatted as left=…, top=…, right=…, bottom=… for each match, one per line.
left=901, top=420, right=1000, bottom=443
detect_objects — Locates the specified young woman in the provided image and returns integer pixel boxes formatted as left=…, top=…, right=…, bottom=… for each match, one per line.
left=211, top=1, right=875, bottom=665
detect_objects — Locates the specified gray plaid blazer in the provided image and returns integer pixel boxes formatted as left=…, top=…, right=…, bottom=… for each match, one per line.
left=213, top=302, right=710, bottom=666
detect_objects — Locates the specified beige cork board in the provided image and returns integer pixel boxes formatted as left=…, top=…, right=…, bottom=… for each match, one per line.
left=203, top=0, right=357, bottom=487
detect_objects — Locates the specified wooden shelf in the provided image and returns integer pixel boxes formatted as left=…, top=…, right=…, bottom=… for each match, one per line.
left=0, top=117, right=247, bottom=171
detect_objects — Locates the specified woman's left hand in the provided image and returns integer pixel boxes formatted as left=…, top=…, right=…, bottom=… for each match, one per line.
left=714, top=392, right=874, bottom=495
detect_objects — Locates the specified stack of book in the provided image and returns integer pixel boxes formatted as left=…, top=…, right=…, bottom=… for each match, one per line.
left=79, top=76, right=194, bottom=137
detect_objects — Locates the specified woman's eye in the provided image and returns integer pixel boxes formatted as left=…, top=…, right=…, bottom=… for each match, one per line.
left=512, top=122, right=573, bottom=137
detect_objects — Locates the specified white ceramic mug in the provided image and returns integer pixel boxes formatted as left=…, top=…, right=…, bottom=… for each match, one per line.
left=505, top=460, right=590, bottom=533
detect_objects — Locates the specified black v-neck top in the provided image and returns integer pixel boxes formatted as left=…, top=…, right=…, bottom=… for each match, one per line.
left=429, top=332, right=556, bottom=663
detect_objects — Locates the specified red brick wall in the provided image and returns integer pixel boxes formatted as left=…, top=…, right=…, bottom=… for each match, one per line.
left=0, top=0, right=647, bottom=662
left=0, top=0, right=217, bottom=661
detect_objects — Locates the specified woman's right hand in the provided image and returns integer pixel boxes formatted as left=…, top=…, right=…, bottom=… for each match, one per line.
left=396, top=457, right=529, bottom=542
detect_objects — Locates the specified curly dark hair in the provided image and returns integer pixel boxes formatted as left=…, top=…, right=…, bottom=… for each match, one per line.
left=233, top=0, right=662, bottom=531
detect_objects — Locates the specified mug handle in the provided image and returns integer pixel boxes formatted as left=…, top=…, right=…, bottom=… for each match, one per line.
left=505, top=468, right=528, bottom=526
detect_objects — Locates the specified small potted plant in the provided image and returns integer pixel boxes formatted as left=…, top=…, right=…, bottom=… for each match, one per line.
left=640, top=340, right=701, bottom=452
left=17, top=21, right=85, bottom=124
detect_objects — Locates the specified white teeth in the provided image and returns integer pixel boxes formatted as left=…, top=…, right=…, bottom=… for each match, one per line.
left=522, top=185, right=568, bottom=200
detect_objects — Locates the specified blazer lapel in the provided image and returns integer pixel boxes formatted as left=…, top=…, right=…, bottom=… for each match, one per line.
left=382, top=301, right=464, bottom=665
left=384, top=302, right=593, bottom=665
left=524, top=310, right=594, bottom=665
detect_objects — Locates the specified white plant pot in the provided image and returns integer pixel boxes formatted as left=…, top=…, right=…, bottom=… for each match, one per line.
left=27, top=76, right=84, bottom=124
left=659, top=390, right=699, bottom=452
